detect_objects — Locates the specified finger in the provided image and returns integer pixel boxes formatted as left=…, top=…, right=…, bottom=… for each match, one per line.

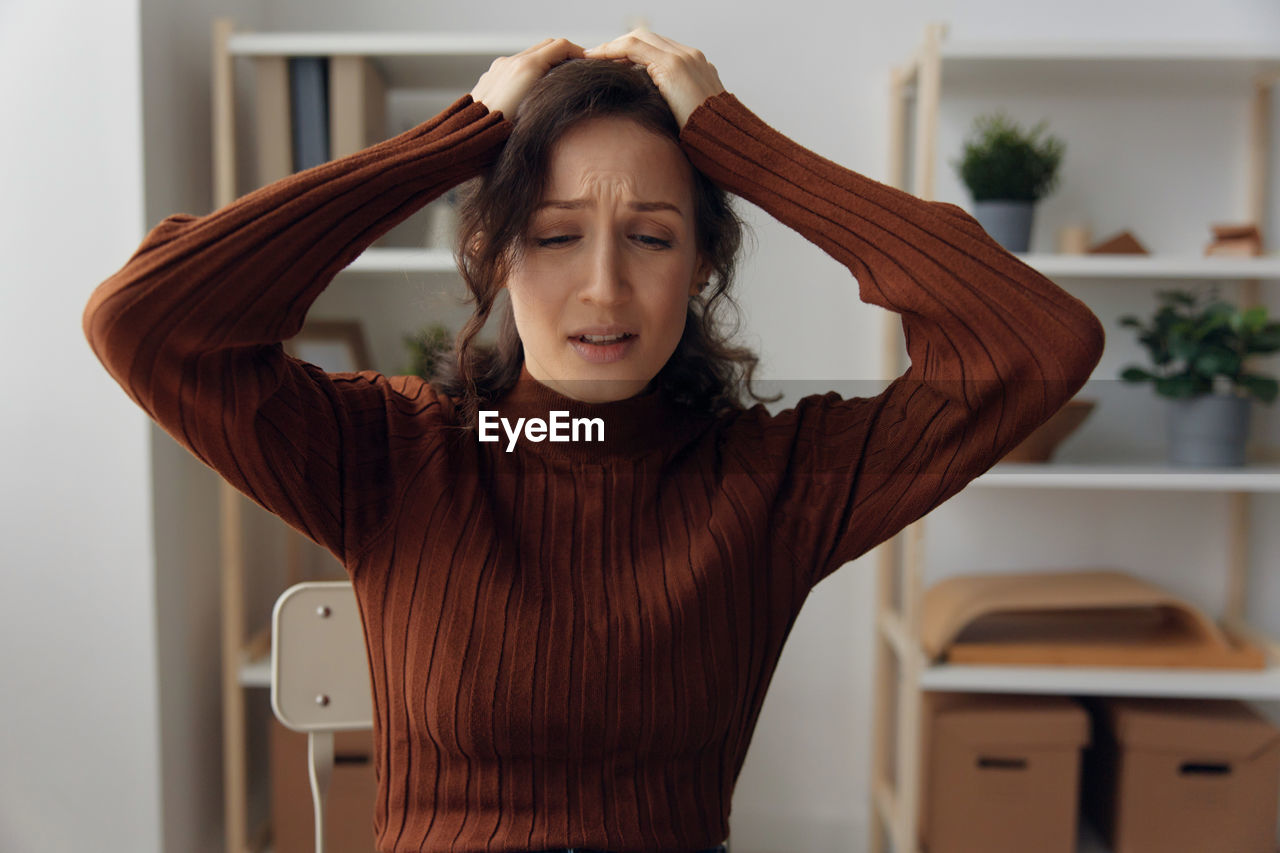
left=632, top=29, right=683, bottom=52
left=512, top=37, right=557, bottom=57
left=625, top=30, right=707, bottom=68
left=594, top=28, right=667, bottom=53
left=584, top=30, right=669, bottom=65
left=514, top=37, right=584, bottom=62
left=534, top=37, right=586, bottom=58
left=630, top=28, right=699, bottom=60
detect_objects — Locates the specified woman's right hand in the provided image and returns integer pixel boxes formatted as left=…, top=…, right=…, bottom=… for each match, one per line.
left=469, top=38, right=586, bottom=119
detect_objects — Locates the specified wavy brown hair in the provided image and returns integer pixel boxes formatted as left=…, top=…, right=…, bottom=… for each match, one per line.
left=430, top=57, right=778, bottom=428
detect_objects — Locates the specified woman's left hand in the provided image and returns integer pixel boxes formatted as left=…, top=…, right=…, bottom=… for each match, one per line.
left=584, top=29, right=726, bottom=130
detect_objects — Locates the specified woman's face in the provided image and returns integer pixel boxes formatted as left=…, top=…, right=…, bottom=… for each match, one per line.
left=501, top=116, right=710, bottom=403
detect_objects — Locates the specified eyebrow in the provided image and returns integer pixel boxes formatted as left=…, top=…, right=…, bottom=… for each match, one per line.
left=535, top=199, right=684, bottom=217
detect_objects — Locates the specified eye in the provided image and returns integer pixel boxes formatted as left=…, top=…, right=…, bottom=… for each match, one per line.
left=632, top=234, right=673, bottom=249
left=535, top=235, right=579, bottom=247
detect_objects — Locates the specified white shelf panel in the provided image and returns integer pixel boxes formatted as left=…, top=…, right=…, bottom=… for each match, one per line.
left=240, top=652, right=270, bottom=688
left=341, top=249, right=1280, bottom=279
left=942, top=38, right=1280, bottom=60
left=341, top=250, right=1280, bottom=279
left=973, top=462, right=1280, bottom=492
left=228, top=31, right=617, bottom=89
left=227, top=31, right=616, bottom=57
left=346, top=247, right=458, bottom=273
left=920, top=662, right=1280, bottom=700
left=926, top=38, right=1280, bottom=94
left=1014, top=252, right=1280, bottom=281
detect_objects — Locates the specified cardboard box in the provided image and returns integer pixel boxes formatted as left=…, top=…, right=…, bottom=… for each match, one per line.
left=921, top=693, right=1089, bottom=853
left=270, top=719, right=378, bottom=853
left=1081, top=697, right=1280, bottom=853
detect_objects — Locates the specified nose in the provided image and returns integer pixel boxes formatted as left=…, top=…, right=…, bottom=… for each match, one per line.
left=578, top=234, right=629, bottom=307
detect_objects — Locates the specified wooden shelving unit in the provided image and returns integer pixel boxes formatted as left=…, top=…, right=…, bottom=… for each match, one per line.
left=872, top=20, right=1280, bottom=853
left=210, top=20, right=617, bottom=853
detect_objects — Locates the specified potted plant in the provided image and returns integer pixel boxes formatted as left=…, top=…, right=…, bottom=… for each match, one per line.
left=951, top=109, right=1065, bottom=253
left=403, top=323, right=455, bottom=379
left=1118, top=285, right=1280, bottom=467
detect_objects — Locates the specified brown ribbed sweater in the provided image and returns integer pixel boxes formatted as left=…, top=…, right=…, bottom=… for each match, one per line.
left=83, top=91, right=1105, bottom=852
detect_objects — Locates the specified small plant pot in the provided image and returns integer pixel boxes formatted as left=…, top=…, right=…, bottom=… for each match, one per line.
left=972, top=200, right=1035, bottom=253
left=1166, top=393, right=1252, bottom=467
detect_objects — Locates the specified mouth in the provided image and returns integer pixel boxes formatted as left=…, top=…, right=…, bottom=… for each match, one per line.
left=572, top=332, right=637, bottom=345
left=567, top=331, right=638, bottom=364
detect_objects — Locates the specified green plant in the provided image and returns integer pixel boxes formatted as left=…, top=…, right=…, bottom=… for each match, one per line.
left=1118, top=285, right=1280, bottom=404
left=403, top=323, right=454, bottom=379
left=951, top=109, right=1065, bottom=202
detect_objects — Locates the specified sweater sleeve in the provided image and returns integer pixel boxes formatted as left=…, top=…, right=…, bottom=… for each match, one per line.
left=678, top=92, right=1106, bottom=590
left=82, top=94, right=511, bottom=565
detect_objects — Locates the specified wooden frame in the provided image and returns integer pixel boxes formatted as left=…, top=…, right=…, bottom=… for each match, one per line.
left=213, top=22, right=374, bottom=853
left=872, top=21, right=1277, bottom=853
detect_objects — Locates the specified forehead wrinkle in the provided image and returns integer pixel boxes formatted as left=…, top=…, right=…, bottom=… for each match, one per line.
left=535, top=177, right=685, bottom=216
left=578, top=172, right=637, bottom=200
left=540, top=121, right=694, bottom=214
left=537, top=199, right=684, bottom=218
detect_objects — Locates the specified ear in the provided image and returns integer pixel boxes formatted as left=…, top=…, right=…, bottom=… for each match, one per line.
left=689, top=256, right=714, bottom=297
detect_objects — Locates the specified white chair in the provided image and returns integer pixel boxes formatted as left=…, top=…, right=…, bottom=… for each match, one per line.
left=272, top=580, right=733, bottom=853
left=270, top=581, right=373, bottom=853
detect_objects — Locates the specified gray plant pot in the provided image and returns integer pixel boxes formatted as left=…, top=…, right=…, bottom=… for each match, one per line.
left=1166, top=393, right=1252, bottom=467
left=972, top=200, right=1035, bottom=253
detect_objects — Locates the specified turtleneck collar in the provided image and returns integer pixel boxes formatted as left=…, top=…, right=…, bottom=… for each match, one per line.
left=488, top=362, right=694, bottom=463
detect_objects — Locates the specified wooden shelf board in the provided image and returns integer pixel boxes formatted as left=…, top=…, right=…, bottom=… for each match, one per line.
left=926, top=39, right=1280, bottom=94
left=346, top=246, right=458, bottom=273
left=973, top=461, right=1280, bottom=492
left=227, top=31, right=615, bottom=57
left=920, top=661, right=1280, bottom=699
left=1014, top=253, right=1280, bottom=280
left=339, top=249, right=1280, bottom=278
left=239, top=646, right=271, bottom=688
left=228, top=31, right=616, bottom=90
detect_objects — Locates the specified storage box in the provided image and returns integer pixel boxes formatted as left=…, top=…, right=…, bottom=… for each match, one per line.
left=920, top=693, right=1090, bottom=853
left=1081, top=696, right=1280, bottom=853
left=270, top=719, right=378, bottom=853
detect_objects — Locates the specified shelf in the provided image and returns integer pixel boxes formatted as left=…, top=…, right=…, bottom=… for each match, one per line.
left=877, top=22, right=1280, bottom=853
left=240, top=645, right=271, bottom=688
left=227, top=31, right=616, bottom=90
left=912, top=37, right=1280, bottom=94
left=883, top=607, right=1280, bottom=701
left=340, top=249, right=1280, bottom=279
left=920, top=661, right=1280, bottom=700
left=972, top=461, right=1280, bottom=492
left=339, top=247, right=1280, bottom=280
left=346, top=247, right=458, bottom=273
left=1013, top=253, right=1280, bottom=280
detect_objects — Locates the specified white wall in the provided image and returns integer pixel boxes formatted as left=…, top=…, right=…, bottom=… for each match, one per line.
left=136, top=2, right=272, bottom=850
left=6, top=0, right=1280, bottom=851
left=0, top=1, right=161, bottom=852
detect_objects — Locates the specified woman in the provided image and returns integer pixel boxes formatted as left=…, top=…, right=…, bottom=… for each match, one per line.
left=434, top=36, right=765, bottom=427
left=83, top=30, right=1104, bottom=853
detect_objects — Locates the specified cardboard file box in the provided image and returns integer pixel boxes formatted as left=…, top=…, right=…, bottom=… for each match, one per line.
left=921, top=693, right=1090, bottom=853
left=1082, top=696, right=1280, bottom=853
left=271, top=719, right=378, bottom=853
